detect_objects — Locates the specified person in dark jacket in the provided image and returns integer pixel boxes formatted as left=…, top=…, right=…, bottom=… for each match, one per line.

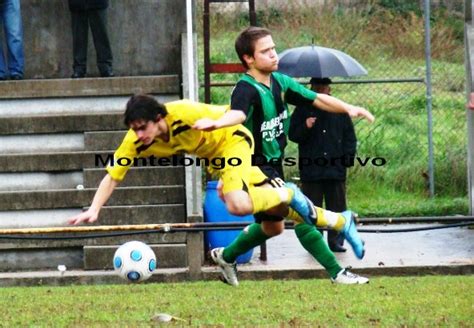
left=289, top=77, right=357, bottom=252
left=68, top=0, right=114, bottom=78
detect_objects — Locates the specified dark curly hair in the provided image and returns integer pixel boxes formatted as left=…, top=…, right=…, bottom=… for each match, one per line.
left=124, top=94, right=168, bottom=126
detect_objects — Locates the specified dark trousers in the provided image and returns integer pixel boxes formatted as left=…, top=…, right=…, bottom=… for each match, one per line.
left=71, top=8, right=112, bottom=75
left=301, top=180, right=346, bottom=246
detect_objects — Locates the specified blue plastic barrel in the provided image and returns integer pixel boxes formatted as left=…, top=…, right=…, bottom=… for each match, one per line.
left=204, top=180, right=254, bottom=264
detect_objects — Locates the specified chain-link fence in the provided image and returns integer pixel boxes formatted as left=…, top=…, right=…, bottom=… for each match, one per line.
left=196, top=0, right=467, bottom=216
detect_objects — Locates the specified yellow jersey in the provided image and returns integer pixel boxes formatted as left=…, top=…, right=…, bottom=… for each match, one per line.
left=106, top=99, right=253, bottom=181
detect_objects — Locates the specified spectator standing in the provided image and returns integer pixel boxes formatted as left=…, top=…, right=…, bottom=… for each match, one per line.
left=289, top=77, right=357, bottom=252
left=0, top=0, right=24, bottom=80
left=68, top=0, right=114, bottom=78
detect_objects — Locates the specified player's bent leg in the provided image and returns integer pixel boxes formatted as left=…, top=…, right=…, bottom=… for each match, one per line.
left=294, top=223, right=342, bottom=279
left=223, top=190, right=254, bottom=216
left=293, top=205, right=365, bottom=260
left=261, top=220, right=284, bottom=237
left=294, top=223, right=368, bottom=283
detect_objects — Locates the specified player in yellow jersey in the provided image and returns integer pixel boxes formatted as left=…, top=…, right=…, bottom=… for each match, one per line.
left=68, top=94, right=366, bottom=285
left=68, top=94, right=311, bottom=224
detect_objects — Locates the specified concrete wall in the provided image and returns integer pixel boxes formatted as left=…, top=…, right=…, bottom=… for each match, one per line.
left=16, top=0, right=188, bottom=79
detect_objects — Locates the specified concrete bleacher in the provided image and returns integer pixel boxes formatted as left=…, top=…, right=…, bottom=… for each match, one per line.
left=0, top=0, right=207, bottom=282
left=0, top=76, right=195, bottom=272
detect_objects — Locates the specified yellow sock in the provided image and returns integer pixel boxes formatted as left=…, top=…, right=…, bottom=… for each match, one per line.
left=248, top=187, right=286, bottom=214
left=314, top=207, right=345, bottom=231
left=286, top=187, right=294, bottom=205
left=286, top=207, right=304, bottom=224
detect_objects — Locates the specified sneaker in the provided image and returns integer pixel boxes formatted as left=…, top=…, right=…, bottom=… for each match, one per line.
left=341, top=210, right=365, bottom=259
left=331, top=267, right=369, bottom=284
left=285, top=182, right=316, bottom=225
left=210, top=247, right=239, bottom=286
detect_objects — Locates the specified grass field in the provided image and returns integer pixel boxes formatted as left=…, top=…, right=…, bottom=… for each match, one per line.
left=1, top=276, right=472, bottom=326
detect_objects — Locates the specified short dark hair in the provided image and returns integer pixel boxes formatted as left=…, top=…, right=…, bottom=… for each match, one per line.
left=235, top=26, right=272, bottom=69
left=310, top=77, right=332, bottom=86
left=124, top=94, right=167, bottom=126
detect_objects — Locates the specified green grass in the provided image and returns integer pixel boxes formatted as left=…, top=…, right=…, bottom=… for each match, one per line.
left=1, top=276, right=472, bottom=326
left=346, top=178, right=469, bottom=217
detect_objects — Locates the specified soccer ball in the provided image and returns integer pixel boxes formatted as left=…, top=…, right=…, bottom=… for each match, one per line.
left=113, top=241, right=157, bottom=282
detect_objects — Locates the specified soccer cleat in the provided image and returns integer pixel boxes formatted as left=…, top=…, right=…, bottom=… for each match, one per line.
left=285, top=182, right=316, bottom=226
left=210, top=247, right=239, bottom=286
left=331, top=267, right=369, bottom=284
left=341, top=210, right=365, bottom=259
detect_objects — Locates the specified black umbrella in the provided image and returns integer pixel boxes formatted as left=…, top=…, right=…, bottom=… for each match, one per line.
left=277, top=45, right=368, bottom=78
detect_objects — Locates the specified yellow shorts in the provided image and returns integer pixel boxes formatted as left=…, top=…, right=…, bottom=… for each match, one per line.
left=208, top=129, right=268, bottom=195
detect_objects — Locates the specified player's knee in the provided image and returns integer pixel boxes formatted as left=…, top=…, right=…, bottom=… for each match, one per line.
left=262, top=221, right=285, bottom=237
left=226, top=200, right=252, bottom=216
left=262, top=222, right=284, bottom=236
left=224, top=192, right=253, bottom=216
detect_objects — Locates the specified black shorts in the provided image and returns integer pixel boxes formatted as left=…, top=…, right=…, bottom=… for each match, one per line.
left=258, top=162, right=285, bottom=181
left=254, top=163, right=287, bottom=223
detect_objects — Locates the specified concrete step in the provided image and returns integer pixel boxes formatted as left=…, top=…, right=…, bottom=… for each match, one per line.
left=90, top=204, right=186, bottom=226
left=84, top=167, right=184, bottom=187
left=0, top=133, right=83, bottom=154
left=0, top=204, right=185, bottom=229
left=0, top=151, right=111, bottom=172
left=0, top=95, right=178, bottom=117
left=0, top=172, right=82, bottom=192
left=83, top=244, right=187, bottom=270
left=0, top=185, right=185, bottom=211
left=0, top=209, right=81, bottom=229
left=0, top=75, right=179, bottom=99
left=0, top=247, right=83, bottom=271
left=84, top=131, right=127, bottom=151
left=0, top=264, right=471, bottom=287
left=0, top=112, right=123, bottom=135
left=0, top=241, right=188, bottom=271
left=0, top=232, right=186, bottom=252
left=0, top=269, right=191, bottom=286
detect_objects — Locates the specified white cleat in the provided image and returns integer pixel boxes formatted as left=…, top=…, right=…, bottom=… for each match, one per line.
left=210, top=247, right=239, bottom=286
left=331, top=267, right=369, bottom=284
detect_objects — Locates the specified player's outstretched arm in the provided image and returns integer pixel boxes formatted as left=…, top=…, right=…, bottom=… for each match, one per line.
left=193, top=110, right=246, bottom=131
left=68, top=174, right=119, bottom=225
left=314, top=94, right=375, bottom=123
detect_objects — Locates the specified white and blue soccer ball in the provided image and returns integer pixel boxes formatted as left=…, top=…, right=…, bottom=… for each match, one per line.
left=113, top=241, right=157, bottom=282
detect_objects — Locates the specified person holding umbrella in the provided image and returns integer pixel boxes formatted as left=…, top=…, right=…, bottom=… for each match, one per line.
left=289, top=77, right=356, bottom=252
left=194, top=27, right=373, bottom=286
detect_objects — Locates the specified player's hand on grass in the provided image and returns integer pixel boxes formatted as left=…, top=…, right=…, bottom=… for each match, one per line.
left=68, top=209, right=99, bottom=225
left=347, top=105, right=375, bottom=123
left=193, top=118, right=219, bottom=131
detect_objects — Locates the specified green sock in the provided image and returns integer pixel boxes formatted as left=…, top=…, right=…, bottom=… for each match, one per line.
left=294, top=223, right=342, bottom=278
left=223, top=223, right=270, bottom=263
